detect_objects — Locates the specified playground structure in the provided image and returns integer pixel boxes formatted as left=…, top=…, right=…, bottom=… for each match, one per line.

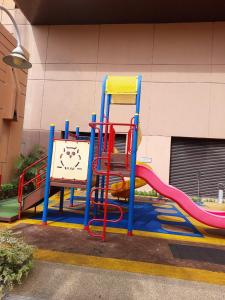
left=1, top=75, right=225, bottom=241
left=40, top=75, right=143, bottom=240
left=33, top=74, right=225, bottom=239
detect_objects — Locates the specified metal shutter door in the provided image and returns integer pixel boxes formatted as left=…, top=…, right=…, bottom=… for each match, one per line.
left=170, top=137, right=225, bottom=198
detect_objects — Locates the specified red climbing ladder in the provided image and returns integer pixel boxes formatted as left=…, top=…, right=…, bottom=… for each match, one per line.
left=87, top=121, right=135, bottom=241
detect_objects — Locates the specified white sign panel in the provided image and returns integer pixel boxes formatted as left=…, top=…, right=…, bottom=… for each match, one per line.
left=51, top=140, right=90, bottom=181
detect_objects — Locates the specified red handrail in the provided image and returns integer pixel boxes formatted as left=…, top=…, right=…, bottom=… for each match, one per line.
left=36, top=164, right=46, bottom=188
left=21, top=155, right=47, bottom=174
left=18, top=155, right=47, bottom=219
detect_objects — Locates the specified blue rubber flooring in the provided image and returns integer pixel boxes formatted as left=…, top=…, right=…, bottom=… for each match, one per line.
left=32, top=197, right=202, bottom=238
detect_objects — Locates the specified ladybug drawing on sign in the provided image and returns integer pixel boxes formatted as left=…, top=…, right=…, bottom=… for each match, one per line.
left=57, top=146, right=82, bottom=171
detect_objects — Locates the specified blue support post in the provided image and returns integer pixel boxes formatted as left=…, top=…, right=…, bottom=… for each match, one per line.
left=127, top=114, right=139, bottom=236
left=94, top=76, right=108, bottom=212
left=69, top=187, right=75, bottom=207
left=76, top=126, right=80, bottom=139
left=59, top=120, right=69, bottom=212
left=100, top=94, right=111, bottom=203
left=84, top=113, right=96, bottom=229
left=135, top=75, right=142, bottom=114
left=70, top=126, right=80, bottom=207
left=98, top=76, right=107, bottom=166
left=105, top=94, right=111, bottom=119
left=64, top=119, right=70, bottom=139
left=126, top=75, right=142, bottom=235
left=42, top=125, right=55, bottom=224
left=99, top=76, right=108, bottom=128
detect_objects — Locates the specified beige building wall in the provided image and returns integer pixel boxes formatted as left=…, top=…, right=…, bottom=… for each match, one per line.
left=3, top=1, right=225, bottom=184
left=137, top=136, right=171, bottom=186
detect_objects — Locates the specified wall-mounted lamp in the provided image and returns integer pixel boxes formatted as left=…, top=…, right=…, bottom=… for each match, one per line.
left=0, top=5, right=32, bottom=69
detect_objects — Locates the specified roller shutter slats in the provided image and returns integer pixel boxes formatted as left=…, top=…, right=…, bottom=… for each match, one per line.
left=170, top=137, right=225, bottom=198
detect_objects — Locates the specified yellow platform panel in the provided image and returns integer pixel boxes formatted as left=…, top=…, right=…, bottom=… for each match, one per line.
left=111, top=94, right=136, bottom=105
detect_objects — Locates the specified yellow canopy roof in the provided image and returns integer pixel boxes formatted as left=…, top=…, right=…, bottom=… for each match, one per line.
left=105, top=76, right=138, bottom=95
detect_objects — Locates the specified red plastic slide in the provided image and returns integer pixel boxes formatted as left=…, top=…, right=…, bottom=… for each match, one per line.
left=136, top=165, right=225, bottom=229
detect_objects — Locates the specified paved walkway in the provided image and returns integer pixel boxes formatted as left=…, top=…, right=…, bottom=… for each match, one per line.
left=6, top=261, right=225, bottom=300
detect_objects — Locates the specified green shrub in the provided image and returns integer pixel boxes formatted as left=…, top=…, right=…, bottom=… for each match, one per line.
left=191, top=196, right=202, bottom=203
left=149, top=190, right=158, bottom=197
left=202, top=198, right=216, bottom=203
left=135, top=190, right=159, bottom=197
left=1, top=184, right=13, bottom=192
left=0, top=230, right=34, bottom=298
left=0, top=184, right=17, bottom=200
left=12, top=145, right=46, bottom=192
